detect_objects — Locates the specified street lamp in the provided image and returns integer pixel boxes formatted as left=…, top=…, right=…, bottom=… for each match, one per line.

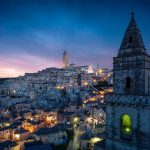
left=84, top=81, right=88, bottom=86
left=73, top=117, right=78, bottom=123
left=99, top=69, right=102, bottom=75
left=90, top=137, right=102, bottom=144
left=15, top=134, right=20, bottom=142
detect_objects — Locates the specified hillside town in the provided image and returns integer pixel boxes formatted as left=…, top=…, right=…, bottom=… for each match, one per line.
left=1, top=0, right=150, bottom=148
left=0, top=50, right=112, bottom=150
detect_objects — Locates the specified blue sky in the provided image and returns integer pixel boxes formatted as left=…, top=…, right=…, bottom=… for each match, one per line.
left=0, top=0, right=150, bottom=77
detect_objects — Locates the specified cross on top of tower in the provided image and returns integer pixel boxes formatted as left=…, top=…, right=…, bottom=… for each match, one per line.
left=126, top=12, right=138, bottom=31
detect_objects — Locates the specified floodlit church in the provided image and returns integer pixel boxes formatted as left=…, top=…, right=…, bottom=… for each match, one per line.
left=105, top=13, right=150, bottom=150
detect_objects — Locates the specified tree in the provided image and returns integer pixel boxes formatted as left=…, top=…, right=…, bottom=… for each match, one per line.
left=94, top=80, right=109, bottom=89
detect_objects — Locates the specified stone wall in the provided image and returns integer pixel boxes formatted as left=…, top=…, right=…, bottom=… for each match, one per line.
left=105, top=93, right=150, bottom=149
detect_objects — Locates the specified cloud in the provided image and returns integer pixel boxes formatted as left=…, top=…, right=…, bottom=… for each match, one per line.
left=0, top=0, right=150, bottom=77
left=0, top=54, right=61, bottom=77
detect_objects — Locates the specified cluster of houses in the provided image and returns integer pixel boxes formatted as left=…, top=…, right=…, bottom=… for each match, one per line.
left=0, top=92, right=107, bottom=150
left=0, top=106, right=76, bottom=149
left=0, top=59, right=112, bottom=149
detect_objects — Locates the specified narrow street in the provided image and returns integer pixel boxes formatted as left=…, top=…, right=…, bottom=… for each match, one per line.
left=67, top=126, right=83, bottom=150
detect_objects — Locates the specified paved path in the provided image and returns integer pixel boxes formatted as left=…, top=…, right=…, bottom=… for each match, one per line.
left=67, top=128, right=82, bottom=150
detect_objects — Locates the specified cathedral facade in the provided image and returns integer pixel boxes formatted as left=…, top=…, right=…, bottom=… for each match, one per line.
left=105, top=13, right=150, bottom=150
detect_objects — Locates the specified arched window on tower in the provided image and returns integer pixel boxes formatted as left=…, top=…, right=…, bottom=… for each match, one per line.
left=129, top=36, right=132, bottom=44
left=126, top=77, right=131, bottom=89
left=120, top=114, right=132, bottom=140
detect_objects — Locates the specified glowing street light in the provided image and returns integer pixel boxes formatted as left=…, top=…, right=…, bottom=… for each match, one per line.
left=83, top=81, right=88, bottom=86
left=73, top=117, right=79, bottom=123
left=56, top=85, right=64, bottom=90
left=100, top=95, right=104, bottom=98
left=56, top=86, right=61, bottom=90
left=15, top=134, right=20, bottom=141
left=46, top=116, right=52, bottom=122
left=99, top=69, right=102, bottom=75
left=90, top=137, right=102, bottom=144
left=93, top=79, right=96, bottom=83
left=91, top=97, right=96, bottom=101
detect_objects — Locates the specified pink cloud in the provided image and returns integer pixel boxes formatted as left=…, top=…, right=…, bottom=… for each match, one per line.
left=0, top=54, right=62, bottom=78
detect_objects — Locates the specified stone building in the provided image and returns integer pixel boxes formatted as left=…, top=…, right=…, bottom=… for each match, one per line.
left=105, top=13, right=150, bottom=150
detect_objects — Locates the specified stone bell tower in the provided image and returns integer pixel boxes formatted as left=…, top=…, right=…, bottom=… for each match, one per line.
left=105, top=13, right=150, bottom=150
left=62, top=50, right=69, bottom=69
left=113, top=12, right=150, bottom=95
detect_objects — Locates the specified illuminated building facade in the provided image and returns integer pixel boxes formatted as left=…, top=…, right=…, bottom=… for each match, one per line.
left=105, top=13, right=150, bottom=150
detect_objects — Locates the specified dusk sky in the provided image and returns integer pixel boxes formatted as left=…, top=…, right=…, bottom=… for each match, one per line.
left=0, top=0, right=150, bottom=77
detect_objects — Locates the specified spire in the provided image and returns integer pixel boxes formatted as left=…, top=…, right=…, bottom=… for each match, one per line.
left=126, top=12, right=138, bottom=31
left=118, top=12, right=146, bottom=57
left=63, top=49, right=69, bottom=69
left=63, top=49, right=67, bottom=55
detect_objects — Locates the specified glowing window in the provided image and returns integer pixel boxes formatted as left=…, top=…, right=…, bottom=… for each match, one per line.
left=120, top=114, right=132, bottom=135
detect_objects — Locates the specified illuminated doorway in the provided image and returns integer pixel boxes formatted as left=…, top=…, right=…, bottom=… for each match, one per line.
left=120, top=114, right=132, bottom=139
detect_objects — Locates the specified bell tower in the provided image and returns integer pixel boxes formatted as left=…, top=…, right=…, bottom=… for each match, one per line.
left=113, top=12, right=150, bottom=95
left=62, top=50, right=69, bottom=69
left=105, top=13, right=150, bottom=150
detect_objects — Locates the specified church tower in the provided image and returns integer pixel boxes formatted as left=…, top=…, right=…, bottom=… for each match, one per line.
left=105, top=13, right=150, bottom=150
left=62, top=50, right=69, bottom=69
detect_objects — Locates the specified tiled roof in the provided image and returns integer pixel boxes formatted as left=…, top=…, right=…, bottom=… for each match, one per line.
left=34, top=124, right=66, bottom=135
